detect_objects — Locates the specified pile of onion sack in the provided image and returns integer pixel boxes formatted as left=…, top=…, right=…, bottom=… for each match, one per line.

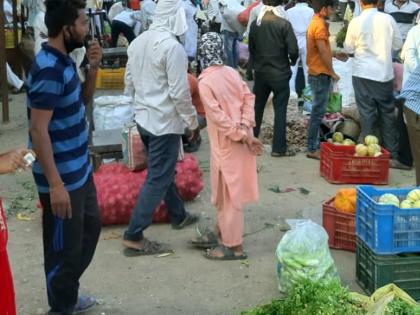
left=94, top=154, right=204, bottom=226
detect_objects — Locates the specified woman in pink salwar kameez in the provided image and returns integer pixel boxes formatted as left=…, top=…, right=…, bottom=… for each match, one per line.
left=191, top=32, right=263, bottom=260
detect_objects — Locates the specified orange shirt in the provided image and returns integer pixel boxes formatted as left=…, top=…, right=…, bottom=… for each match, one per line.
left=188, top=73, right=206, bottom=118
left=306, top=14, right=333, bottom=77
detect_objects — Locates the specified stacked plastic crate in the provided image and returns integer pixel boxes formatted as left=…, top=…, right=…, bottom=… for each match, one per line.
left=355, top=186, right=420, bottom=300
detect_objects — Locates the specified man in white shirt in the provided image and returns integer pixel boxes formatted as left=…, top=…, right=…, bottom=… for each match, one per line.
left=344, top=0, right=406, bottom=168
left=384, top=0, right=419, bottom=41
left=401, top=13, right=420, bottom=83
left=182, top=0, right=199, bottom=60
left=219, top=0, right=246, bottom=68
left=287, top=0, right=313, bottom=94
left=111, top=8, right=139, bottom=46
left=123, top=0, right=200, bottom=256
left=206, top=0, right=222, bottom=32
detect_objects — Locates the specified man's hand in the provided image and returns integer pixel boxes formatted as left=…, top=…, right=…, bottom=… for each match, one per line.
left=332, top=72, right=341, bottom=82
left=334, top=51, right=349, bottom=62
left=244, top=136, right=264, bottom=156
left=0, top=148, right=36, bottom=174
left=86, top=39, right=102, bottom=69
left=50, top=185, right=72, bottom=219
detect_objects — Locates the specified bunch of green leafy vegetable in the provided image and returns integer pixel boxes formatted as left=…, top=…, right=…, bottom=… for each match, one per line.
left=336, top=23, right=348, bottom=48
left=385, top=298, right=420, bottom=315
left=241, top=279, right=365, bottom=315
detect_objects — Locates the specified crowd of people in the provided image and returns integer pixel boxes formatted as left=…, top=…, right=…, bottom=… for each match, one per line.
left=1, top=0, right=420, bottom=313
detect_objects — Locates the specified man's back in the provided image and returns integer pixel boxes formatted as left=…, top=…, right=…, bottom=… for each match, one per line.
left=249, top=11, right=298, bottom=76
left=345, top=8, right=403, bottom=81
left=287, top=3, right=314, bottom=37
left=126, top=30, right=194, bottom=136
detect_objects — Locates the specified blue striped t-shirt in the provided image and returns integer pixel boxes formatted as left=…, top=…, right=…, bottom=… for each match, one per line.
left=400, top=64, right=420, bottom=115
left=27, top=43, right=92, bottom=193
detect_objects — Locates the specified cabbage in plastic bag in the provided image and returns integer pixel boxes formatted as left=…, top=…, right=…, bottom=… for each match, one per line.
left=276, top=220, right=339, bottom=293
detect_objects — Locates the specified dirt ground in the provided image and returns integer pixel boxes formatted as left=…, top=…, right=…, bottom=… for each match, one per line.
left=0, top=86, right=416, bottom=315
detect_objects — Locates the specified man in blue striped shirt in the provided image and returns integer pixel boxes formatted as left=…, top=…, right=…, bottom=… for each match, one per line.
left=27, top=0, right=102, bottom=313
left=400, top=64, right=420, bottom=185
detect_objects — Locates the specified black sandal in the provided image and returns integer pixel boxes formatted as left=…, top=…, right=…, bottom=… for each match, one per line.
left=203, top=245, right=248, bottom=261
left=123, top=238, right=172, bottom=257
left=271, top=150, right=296, bottom=157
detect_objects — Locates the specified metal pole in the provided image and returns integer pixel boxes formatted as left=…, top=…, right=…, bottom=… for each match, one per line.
left=0, top=1, right=10, bottom=123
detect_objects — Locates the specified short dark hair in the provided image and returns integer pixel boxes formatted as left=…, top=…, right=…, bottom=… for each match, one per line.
left=310, top=0, right=334, bottom=13
left=45, top=0, right=86, bottom=38
left=263, top=0, right=283, bottom=6
left=360, top=0, right=378, bottom=5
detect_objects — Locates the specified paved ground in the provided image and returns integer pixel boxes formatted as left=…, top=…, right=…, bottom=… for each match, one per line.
left=0, top=89, right=416, bottom=315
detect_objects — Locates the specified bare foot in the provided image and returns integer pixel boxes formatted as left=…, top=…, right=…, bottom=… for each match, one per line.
left=122, top=239, right=143, bottom=250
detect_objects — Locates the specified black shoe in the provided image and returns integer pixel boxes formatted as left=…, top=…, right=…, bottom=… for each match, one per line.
left=172, top=212, right=200, bottom=230
left=184, top=136, right=202, bottom=153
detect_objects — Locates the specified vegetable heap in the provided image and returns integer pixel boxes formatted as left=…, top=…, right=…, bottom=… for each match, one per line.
left=241, top=280, right=364, bottom=315
left=241, top=281, right=420, bottom=315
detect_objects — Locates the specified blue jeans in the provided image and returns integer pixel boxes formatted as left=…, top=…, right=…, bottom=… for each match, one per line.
left=222, top=30, right=239, bottom=68
left=124, top=126, right=187, bottom=241
left=307, top=74, right=331, bottom=152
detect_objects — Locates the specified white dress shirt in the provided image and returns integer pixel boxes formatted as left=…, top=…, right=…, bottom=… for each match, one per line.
left=344, top=8, right=403, bottom=82
left=287, top=3, right=313, bottom=46
left=207, top=0, right=222, bottom=23
left=384, top=0, right=419, bottom=40
left=113, top=10, right=136, bottom=27
left=220, top=0, right=245, bottom=34
left=401, top=23, right=420, bottom=83
left=125, top=30, right=198, bottom=136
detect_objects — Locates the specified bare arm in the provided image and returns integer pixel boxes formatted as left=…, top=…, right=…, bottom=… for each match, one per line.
left=81, top=40, right=102, bottom=106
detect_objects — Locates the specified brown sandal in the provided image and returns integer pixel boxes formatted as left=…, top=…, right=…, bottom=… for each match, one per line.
left=203, top=245, right=248, bottom=261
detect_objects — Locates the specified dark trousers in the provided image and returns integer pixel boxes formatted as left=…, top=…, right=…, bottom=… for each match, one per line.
left=124, top=126, right=187, bottom=242
left=253, top=72, right=290, bottom=154
left=111, top=20, right=135, bottom=47
left=397, top=102, right=413, bottom=167
left=352, top=76, right=398, bottom=158
left=404, top=107, right=420, bottom=185
left=40, top=176, right=101, bottom=314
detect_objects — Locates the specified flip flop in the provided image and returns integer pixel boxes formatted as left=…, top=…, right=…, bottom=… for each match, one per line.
left=189, top=231, right=219, bottom=249
left=123, top=239, right=172, bottom=257
left=73, top=295, right=96, bottom=314
left=203, top=245, right=248, bottom=261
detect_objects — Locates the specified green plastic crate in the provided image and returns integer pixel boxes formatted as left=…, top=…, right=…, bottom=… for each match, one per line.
left=356, top=237, right=420, bottom=300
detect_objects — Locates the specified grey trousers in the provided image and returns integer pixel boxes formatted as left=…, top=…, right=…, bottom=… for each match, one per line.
left=352, top=76, right=398, bottom=158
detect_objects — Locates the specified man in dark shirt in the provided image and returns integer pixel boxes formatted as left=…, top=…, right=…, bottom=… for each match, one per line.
left=249, top=0, right=299, bottom=157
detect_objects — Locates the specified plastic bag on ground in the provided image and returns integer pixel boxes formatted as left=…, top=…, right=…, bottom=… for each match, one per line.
left=350, top=284, right=419, bottom=315
left=276, top=220, right=339, bottom=294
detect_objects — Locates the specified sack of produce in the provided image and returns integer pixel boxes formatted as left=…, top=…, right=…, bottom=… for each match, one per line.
left=122, top=124, right=147, bottom=172
left=276, top=220, right=339, bottom=293
left=93, top=95, right=134, bottom=131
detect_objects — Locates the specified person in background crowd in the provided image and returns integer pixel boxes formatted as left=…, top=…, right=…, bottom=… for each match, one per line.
left=27, top=0, right=102, bottom=313
left=287, top=0, right=313, bottom=97
left=3, top=0, right=25, bottom=93
left=190, top=32, right=263, bottom=260
left=111, top=6, right=140, bottom=47
left=306, top=0, right=343, bottom=160
left=123, top=0, right=200, bottom=256
left=185, top=73, right=206, bottom=152
left=384, top=0, right=419, bottom=42
left=182, top=0, right=199, bottom=61
left=401, top=12, right=420, bottom=84
left=338, top=0, right=348, bottom=19
left=0, top=148, right=35, bottom=315
left=138, top=0, right=156, bottom=33
left=22, top=0, right=46, bottom=28
left=219, top=0, right=246, bottom=68
left=249, top=0, right=298, bottom=157
left=399, top=64, right=420, bottom=185
left=206, top=0, right=222, bottom=32
left=344, top=0, right=408, bottom=169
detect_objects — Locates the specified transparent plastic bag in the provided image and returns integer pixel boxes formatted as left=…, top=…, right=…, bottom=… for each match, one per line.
left=276, top=220, right=338, bottom=293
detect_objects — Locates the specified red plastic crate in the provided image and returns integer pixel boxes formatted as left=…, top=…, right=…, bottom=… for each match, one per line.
left=320, top=142, right=389, bottom=185
left=322, top=197, right=356, bottom=252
